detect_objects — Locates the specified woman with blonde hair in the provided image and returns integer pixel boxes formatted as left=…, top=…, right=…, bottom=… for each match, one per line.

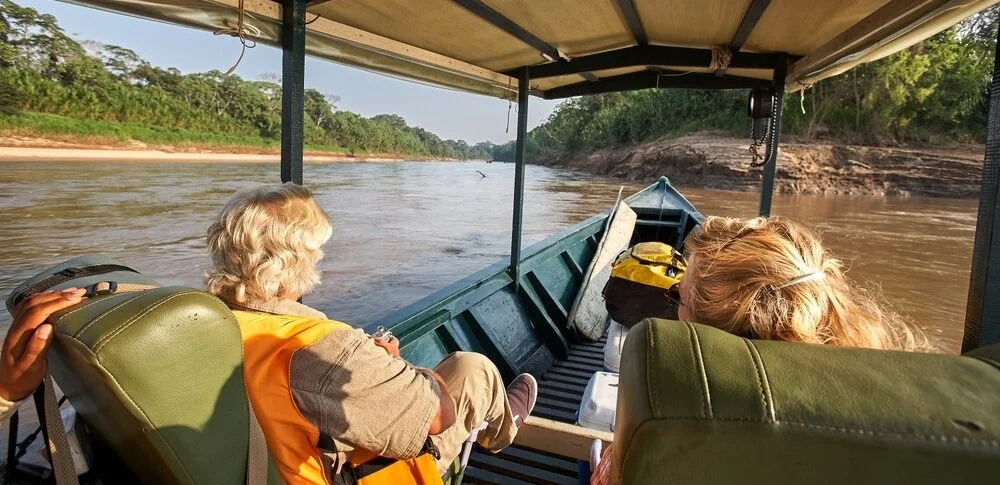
left=205, top=184, right=538, bottom=484
left=592, top=215, right=929, bottom=485
left=674, top=215, right=928, bottom=351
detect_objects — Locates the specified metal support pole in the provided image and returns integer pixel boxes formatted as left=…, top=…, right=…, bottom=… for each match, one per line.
left=962, top=26, right=1000, bottom=352
left=758, top=53, right=787, bottom=217
left=281, top=0, right=306, bottom=185
left=510, top=67, right=529, bottom=290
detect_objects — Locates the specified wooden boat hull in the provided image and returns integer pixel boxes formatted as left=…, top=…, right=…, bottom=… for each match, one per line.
left=372, top=176, right=703, bottom=378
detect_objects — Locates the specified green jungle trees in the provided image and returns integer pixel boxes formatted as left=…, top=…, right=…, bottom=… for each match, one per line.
left=494, top=8, right=998, bottom=162
left=0, top=0, right=493, bottom=159
left=2, top=0, right=995, bottom=163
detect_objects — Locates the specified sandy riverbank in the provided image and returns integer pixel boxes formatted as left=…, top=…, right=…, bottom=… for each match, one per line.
left=0, top=146, right=412, bottom=163
left=0, top=136, right=434, bottom=163
left=535, top=133, right=986, bottom=198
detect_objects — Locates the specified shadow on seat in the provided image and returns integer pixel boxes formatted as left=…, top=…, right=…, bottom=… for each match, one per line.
left=613, top=319, right=1000, bottom=484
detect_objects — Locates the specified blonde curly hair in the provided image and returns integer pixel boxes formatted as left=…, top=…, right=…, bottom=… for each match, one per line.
left=682, top=216, right=930, bottom=351
left=206, top=184, right=332, bottom=303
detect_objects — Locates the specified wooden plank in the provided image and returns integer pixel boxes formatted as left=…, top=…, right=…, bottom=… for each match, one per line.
left=567, top=354, right=606, bottom=366
left=537, top=396, right=581, bottom=413
left=463, top=465, right=521, bottom=484
left=539, top=379, right=587, bottom=395
left=560, top=251, right=585, bottom=279
left=462, top=309, right=519, bottom=379
left=534, top=406, right=577, bottom=423
left=513, top=416, right=614, bottom=462
left=566, top=193, right=637, bottom=341
left=525, top=272, right=569, bottom=320
left=518, top=276, right=570, bottom=359
left=539, top=387, right=586, bottom=404
left=542, top=373, right=591, bottom=388
left=497, top=447, right=579, bottom=475
left=222, top=0, right=516, bottom=91
left=554, top=360, right=603, bottom=374
left=546, top=367, right=596, bottom=381
left=469, top=453, right=577, bottom=485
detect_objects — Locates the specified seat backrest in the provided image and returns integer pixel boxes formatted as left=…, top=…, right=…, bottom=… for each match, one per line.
left=614, top=319, right=1000, bottom=485
left=7, top=256, right=261, bottom=485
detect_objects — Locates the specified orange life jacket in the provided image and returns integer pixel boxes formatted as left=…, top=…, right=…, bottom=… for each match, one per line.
left=234, top=311, right=443, bottom=485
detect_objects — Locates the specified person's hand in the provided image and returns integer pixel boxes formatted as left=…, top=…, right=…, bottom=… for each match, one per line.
left=373, top=336, right=400, bottom=359
left=0, top=288, right=85, bottom=401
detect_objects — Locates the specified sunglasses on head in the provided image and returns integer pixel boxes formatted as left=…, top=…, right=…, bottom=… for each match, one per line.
left=664, top=283, right=682, bottom=306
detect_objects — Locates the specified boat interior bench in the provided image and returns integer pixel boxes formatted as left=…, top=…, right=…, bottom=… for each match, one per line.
left=612, top=319, right=1000, bottom=484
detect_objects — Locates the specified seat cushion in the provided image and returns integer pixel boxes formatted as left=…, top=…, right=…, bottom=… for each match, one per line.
left=8, top=256, right=264, bottom=485
left=615, top=319, right=1000, bottom=485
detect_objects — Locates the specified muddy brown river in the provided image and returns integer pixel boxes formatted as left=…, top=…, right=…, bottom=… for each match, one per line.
left=0, top=160, right=977, bottom=353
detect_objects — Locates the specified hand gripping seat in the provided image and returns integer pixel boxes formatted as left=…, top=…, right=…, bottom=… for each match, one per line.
left=7, top=256, right=276, bottom=485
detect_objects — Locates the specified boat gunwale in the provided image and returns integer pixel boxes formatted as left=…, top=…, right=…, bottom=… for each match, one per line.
left=368, top=178, right=700, bottom=338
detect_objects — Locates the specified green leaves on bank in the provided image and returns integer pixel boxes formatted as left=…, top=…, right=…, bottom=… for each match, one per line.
left=495, top=8, right=998, bottom=163
left=0, top=0, right=493, bottom=159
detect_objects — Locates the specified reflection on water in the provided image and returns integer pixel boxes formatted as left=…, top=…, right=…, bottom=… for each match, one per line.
left=0, top=161, right=976, bottom=353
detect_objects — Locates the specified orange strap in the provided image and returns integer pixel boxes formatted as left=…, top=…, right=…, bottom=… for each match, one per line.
left=330, top=439, right=443, bottom=485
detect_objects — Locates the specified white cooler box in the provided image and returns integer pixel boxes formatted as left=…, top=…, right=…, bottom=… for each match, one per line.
left=603, top=320, right=628, bottom=373
left=577, top=371, right=619, bottom=432
left=576, top=371, right=619, bottom=484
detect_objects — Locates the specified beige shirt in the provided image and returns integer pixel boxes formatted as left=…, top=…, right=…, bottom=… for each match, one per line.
left=225, top=295, right=441, bottom=462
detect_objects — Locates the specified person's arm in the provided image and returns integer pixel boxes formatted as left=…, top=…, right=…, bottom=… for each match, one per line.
left=372, top=336, right=455, bottom=435
left=290, top=328, right=452, bottom=459
left=0, top=288, right=86, bottom=422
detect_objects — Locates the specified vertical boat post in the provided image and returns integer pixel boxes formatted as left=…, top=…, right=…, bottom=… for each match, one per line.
left=510, top=67, right=530, bottom=291
left=963, top=27, right=1000, bottom=352
left=280, top=0, right=306, bottom=185
left=757, top=53, right=787, bottom=217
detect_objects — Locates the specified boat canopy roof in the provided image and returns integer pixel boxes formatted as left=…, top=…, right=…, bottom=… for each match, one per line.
left=65, top=0, right=998, bottom=99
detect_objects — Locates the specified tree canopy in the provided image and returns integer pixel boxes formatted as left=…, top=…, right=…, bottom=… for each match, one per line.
left=494, top=8, right=998, bottom=163
left=0, top=0, right=494, bottom=159
left=2, top=0, right=996, bottom=164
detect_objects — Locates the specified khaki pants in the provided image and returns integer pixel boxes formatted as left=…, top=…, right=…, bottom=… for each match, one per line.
left=429, top=352, right=519, bottom=475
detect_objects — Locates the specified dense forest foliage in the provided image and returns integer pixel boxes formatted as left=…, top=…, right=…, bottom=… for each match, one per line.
left=0, top=0, right=494, bottom=159
left=1, top=0, right=996, bottom=163
left=494, top=9, right=999, bottom=162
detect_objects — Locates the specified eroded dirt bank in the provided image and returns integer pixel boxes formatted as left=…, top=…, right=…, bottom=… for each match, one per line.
left=535, top=134, right=985, bottom=198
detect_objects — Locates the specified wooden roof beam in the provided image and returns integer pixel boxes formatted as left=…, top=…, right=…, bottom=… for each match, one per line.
left=508, top=45, right=778, bottom=79
left=615, top=0, right=648, bottom=46
left=542, top=70, right=771, bottom=99
left=305, top=0, right=334, bottom=8
left=729, top=0, right=772, bottom=52
left=788, top=0, right=945, bottom=86
left=453, top=0, right=565, bottom=62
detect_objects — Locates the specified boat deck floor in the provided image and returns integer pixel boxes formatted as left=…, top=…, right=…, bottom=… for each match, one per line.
left=465, top=334, right=608, bottom=484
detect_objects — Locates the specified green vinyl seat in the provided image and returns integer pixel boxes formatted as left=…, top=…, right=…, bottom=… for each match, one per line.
left=613, top=319, right=1000, bottom=485
left=6, top=256, right=277, bottom=484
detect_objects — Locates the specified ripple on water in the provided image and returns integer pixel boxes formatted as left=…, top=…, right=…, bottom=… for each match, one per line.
left=0, top=162, right=976, bottom=353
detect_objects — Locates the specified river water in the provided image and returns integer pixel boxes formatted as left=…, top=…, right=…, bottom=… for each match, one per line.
left=0, top=160, right=977, bottom=353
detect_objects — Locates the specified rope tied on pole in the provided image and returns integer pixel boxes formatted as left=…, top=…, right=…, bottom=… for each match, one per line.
left=214, top=0, right=260, bottom=76
left=709, top=45, right=732, bottom=72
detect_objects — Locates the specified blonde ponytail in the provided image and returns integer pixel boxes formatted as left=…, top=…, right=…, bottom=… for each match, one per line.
left=682, top=216, right=930, bottom=351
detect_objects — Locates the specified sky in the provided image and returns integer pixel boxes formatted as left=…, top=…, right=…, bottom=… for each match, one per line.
left=19, top=0, right=561, bottom=144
